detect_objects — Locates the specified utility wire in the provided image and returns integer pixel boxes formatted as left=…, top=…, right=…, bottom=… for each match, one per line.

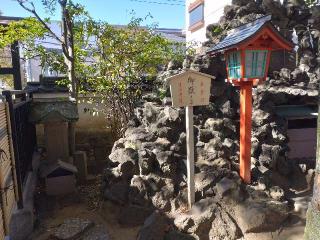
left=163, top=0, right=184, bottom=2
left=130, top=0, right=185, bottom=6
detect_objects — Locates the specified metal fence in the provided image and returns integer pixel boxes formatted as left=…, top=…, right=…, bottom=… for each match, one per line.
left=2, top=90, right=36, bottom=209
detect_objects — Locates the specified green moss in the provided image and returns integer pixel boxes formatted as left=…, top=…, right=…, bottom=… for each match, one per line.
left=305, top=203, right=320, bottom=239
left=212, top=26, right=223, bottom=35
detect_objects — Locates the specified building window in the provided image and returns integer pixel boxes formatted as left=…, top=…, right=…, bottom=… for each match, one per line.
left=189, top=1, right=204, bottom=31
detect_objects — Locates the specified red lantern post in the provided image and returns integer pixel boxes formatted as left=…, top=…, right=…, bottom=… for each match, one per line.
left=207, top=16, right=293, bottom=183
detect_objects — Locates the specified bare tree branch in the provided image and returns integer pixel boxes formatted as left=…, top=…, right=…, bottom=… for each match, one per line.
left=16, top=0, right=63, bottom=45
left=16, top=0, right=73, bottom=62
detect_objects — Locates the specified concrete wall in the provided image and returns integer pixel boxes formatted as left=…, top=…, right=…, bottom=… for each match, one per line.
left=186, top=0, right=231, bottom=47
left=75, top=95, right=113, bottom=173
left=36, top=96, right=113, bottom=174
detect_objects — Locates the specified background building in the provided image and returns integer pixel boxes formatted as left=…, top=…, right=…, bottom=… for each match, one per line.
left=185, top=0, right=231, bottom=47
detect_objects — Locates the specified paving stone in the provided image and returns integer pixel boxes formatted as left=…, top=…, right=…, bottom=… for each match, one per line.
left=52, top=218, right=94, bottom=240
left=82, top=225, right=110, bottom=240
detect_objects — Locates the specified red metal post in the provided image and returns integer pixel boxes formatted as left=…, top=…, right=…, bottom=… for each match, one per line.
left=239, top=81, right=253, bottom=183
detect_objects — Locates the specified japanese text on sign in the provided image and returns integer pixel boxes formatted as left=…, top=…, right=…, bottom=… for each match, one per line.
left=169, top=73, right=211, bottom=107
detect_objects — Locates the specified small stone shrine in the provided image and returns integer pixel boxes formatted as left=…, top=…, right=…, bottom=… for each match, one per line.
left=27, top=75, right=79, bottom=195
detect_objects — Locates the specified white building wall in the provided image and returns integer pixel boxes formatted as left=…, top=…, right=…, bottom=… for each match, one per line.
left=25, top=58, right=42, bottom=82
left=186, top=0, right=231, bottom=47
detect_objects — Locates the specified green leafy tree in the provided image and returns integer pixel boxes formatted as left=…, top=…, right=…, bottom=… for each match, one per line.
left=0, top=0, right=91, bottom=99
left=304, top=0, right=318, bottom=7
left=0, top=46, right=14, bottom=89
left=0, top=2, right=186, bottom=137
left=85, top=18, right=185, bottom=138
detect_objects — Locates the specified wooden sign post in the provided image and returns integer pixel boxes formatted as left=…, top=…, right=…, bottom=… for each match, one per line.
left=166, top=70, right=214, bottom=208
left=186, top=105, right=195, bottom=208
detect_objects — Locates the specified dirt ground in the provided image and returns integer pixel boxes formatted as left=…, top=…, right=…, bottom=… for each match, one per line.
left=30, top=176, right=141, bottom=240
left=30, top=174, right=309, bottom=240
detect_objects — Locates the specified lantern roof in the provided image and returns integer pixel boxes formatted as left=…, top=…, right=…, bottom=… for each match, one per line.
left=207, top=15, right=294, bottom=54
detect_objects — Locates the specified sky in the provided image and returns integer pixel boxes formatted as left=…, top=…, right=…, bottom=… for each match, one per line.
left=1, top=0, right=186, bottom=29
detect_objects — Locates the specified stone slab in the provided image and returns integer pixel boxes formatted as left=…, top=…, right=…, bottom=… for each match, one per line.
left=52, top=218, right=94, bottom=240
left=82, top=225, right=110, bottom=240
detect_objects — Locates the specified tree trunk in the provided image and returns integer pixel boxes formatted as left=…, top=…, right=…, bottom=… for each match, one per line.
left=60, top=0, right=77, bottom=100
left=304, top=83, right=320, bottom=239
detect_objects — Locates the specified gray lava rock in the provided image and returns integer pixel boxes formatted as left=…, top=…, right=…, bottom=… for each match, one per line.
left=151, top=191, right=171, bottom=212
left=204, top=138, right=223, bottom=153
left=143, top=102, right=160, bottom=124
left=212, top=158, right=230, bottom=169
left=195, top=171, right=216, bottom=194
left=128, top=175, right=150, bottom=206
left=215, top=177, right=238, bottom=198
left=204, top=118, right=224, bottom=131
left=118, top=160, right=139, bottom=180
left=279, top=68, right=291, bottom=80
left=155, top=151, right=177, bottom=176
left=174, top=198, right=217, bottom=239
left=234, top=200, right=289, bottom=233
left=224, top=5, right=238, bottom=19
left=252, top=109, right=271, bottom=127
left=276, top=156, right=292, bottom=176
left=118, top=205, right=153, bottom=227
left=232, top=0, right=252, bottom=6
left=137, top=211, right=170, bottom=240
left=198, top=129, right=214, bottom=143
left=221, top=100, right=236, bottom=118
left=155, top=138, right=172, bottom=151
left=138, top=149, right=157, bottom=175
left=162, top=97, right=172, bottom=106
left=163, top=107, right=181, bottom=122
left=164, top=231, right=196, bottom=240
left=269, top=186, right=285, bottom=201
left=125, top=127, right=157, bottom=142
left=104, top=181, right=129, bottom=204
left=209, top=209, right=242, bottom=240
left=111, top=138, right=125, bottom=152
left=109, top=148, right=138, bottom=164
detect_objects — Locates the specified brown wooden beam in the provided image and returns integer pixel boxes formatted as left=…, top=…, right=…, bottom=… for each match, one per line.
left=11, top=41, right=22, bottom=90
left=0, top=68, right=14, bottom=75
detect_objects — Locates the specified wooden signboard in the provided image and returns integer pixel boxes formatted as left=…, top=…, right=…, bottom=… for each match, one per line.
left=167, top=70, right=213, bottom=208
left=168, top=70, right=212, bottom=108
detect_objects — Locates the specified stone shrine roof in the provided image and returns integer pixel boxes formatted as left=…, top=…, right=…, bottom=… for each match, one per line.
left=29, top=101, right=79, bottom=123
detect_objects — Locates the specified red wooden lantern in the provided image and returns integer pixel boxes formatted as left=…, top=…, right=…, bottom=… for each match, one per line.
left=207, top=16, right=293, bottom=183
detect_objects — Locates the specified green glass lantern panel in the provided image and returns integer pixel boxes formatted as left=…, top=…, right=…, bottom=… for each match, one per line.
left=227, top=51, right=241, bottom=79
left=245, top=50, right=268, bottom=78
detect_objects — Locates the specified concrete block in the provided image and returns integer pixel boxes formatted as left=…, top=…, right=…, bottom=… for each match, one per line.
left=44, top=122, right=69, bottom=163
left=46, top=175, right=77, bottom=196
left=9, top=209, right=33, bottom=240
left=22, top=172, right=36, bottom=215
left=73, top=151, right=88, bottom=183
left=9, top=152, right=40, bottom=240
